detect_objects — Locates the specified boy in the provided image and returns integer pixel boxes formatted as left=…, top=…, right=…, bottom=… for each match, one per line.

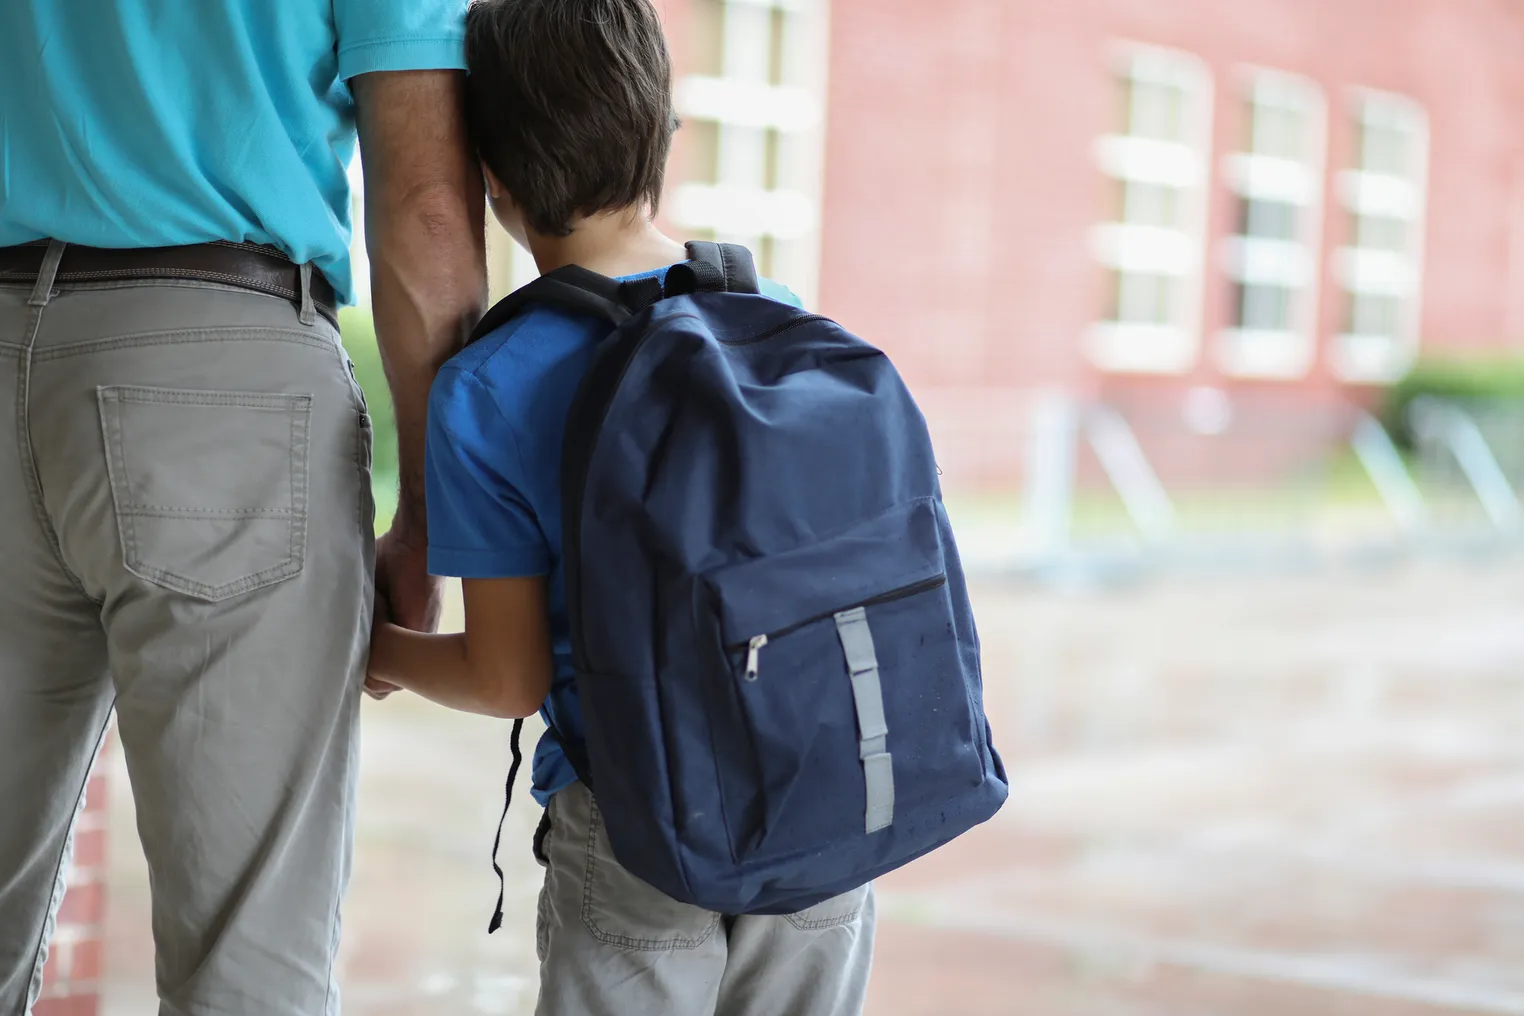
left=365, top=1, right=876, bottom=1013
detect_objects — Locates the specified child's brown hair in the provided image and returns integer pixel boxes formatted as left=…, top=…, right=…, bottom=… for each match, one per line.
left=465, top=0, right=678, bottom=236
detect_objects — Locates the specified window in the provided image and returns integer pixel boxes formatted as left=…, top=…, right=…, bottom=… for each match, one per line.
left=669, top=0, right=828, bottom=306
left=1353, top=213, right=1407, bottom=252
left=1106, top=270, right=1178, bottom=325
left=1332, top=92, right=1428, bottom=382
left=1234, top=282, right=1295, bottom=331
left=1088, top=47, right=1214, bottom=374
left=1238, top=197, right=1299, bottom=242
left=1249, top=99, right=1307, bottom=161
left=1216, top=71, right=1326, bottom=379
left=1123, top=74, right=1189, bottom=143
left=1114, top=179, right=1185, bottom=230
left=1346, top=292, right=1403, bottom=338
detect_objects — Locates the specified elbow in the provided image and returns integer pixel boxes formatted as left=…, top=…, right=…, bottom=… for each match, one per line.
left=371, top=182, right=483, bottom=253
left=482, top=692, right=540, bottom=722
left=477, top=660, right=553, bottom=721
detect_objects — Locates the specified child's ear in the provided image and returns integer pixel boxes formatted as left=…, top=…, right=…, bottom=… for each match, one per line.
left=482, top=162, right=505, bottom=200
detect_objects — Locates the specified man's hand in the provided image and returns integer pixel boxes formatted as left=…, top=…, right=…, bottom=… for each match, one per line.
left=375, top=521, right=443, bottom=633
left=365, top=563, right=407, bottom=701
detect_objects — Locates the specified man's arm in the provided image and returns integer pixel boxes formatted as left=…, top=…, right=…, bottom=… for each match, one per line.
left=353, top=70, right=487, bottom=632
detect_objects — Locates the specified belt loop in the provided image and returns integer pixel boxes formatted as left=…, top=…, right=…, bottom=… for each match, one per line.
left=28, top=241, right=66, bottom=309
left=298, top=262, right=317, bottom=326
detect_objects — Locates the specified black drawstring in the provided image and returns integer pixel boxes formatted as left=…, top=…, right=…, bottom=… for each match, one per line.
left=488, top=718, right=525, bottom=934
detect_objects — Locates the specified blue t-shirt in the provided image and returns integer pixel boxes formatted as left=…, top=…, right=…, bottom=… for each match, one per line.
left=0, top=0, right=466, bottom=304
left=427, top=267, right=801, bottom=805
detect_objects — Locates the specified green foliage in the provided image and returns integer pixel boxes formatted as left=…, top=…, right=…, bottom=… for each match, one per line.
left=338, top=307, right=399, bottom=482
left=1383, top=355, right=1524, bottom=446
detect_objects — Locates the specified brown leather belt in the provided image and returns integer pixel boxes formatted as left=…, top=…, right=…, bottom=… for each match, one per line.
left=0, top=240, right=339, bottom=323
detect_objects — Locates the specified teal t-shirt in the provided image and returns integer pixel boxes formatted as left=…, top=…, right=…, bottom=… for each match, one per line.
left=0, top=0, right=467, bottom=303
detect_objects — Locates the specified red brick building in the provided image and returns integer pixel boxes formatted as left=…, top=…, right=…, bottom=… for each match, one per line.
left=651, top=0, right=1524, bottom=487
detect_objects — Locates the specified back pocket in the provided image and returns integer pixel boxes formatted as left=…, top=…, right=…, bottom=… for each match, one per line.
left=97, top=386, right=311, bottom=602
left=702, top=498, right=986, bottom=863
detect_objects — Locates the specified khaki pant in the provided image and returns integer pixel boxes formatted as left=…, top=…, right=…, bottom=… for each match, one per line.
left=535, top=782, right=877, bottom=1016
left=0, top=245, right=374, bottom=1015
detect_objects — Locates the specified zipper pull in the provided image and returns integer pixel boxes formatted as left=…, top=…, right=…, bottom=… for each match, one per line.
left=744, top=634, right=768, bottom=681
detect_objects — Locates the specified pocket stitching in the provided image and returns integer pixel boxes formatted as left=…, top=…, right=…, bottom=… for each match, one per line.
left=125, top=558, right=305, bottom=603
left=117, top=506, right=301, bottom=517
left=784, top=884, right=869, bottom=931
left=103, top=386, right=311, bottom=411
left=97, top=386, right=311, bottom=602
left=578, top=797, right=720, bottom=952
left=785, top=904, right=863, bottom=931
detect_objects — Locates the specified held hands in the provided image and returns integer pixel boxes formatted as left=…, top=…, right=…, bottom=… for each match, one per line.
left=365, top=591, right=401, bottom=700
left=367, top=519, right=442, bottom=701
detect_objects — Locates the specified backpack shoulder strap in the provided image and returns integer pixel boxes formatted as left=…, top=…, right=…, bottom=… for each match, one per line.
left=468, top=265, right=663, bottom=344
left=665, top=241, right=761, bottom=297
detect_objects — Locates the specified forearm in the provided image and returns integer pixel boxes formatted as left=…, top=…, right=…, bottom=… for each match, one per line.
left=370, top=624, right=507, bottom=718
left=356, top=71, right=488, bottom=528
left=368, top=209, right=484, bottom=525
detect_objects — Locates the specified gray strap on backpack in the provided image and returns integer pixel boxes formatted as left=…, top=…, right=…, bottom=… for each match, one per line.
left=834, top=606, right=895, bottom=833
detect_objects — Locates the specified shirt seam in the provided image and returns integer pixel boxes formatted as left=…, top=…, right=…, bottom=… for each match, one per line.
left=338, top=35, right=464, bottom=56
left=429, top=539, right=548, bottom=563
left=428, top=551, right=551, bottom=581
left=430, top=545, right=550, bottom=569
left=430, top=539, right=546, bottom=556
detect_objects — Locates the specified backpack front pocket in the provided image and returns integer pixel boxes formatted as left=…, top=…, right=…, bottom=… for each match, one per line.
left=701, top=498, right=986, bottom=864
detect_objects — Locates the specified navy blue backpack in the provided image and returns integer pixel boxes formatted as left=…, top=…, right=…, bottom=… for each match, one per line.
left=475, top=242, right=1007, bottom=924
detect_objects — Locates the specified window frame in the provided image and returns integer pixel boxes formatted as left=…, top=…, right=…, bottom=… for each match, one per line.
left=1215, top=67, right=1328, bottom=381
left=668, top=0, right=830, bottom=306
left=1330, top=89, right=1430, bottom=384
left=1088, top=44, right=1215, bottom=375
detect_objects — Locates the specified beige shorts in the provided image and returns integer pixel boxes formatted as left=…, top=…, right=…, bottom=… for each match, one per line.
left=533, top=781, right=877, bottom=1016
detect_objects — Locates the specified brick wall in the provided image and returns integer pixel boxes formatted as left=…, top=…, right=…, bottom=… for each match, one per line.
left=648, top=0, right=1524, bottom=488
left=33, top=765, right=108, bottom=1016
left=815, top=0, right=1524, bottom=488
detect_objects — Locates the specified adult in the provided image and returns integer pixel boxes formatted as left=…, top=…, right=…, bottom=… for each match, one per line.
left=0, top=1, right=485, bottom=1012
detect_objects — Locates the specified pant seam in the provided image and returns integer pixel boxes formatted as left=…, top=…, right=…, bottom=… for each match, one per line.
left=14, top=289, right=94, bottom=602
left=320, top=686, right=363, bottom=1016
left=319, top=369, right=369, bottom=1013
left=18, top=708, right=115, bottom=1016
left=318, top=752, right=349, bottom=1015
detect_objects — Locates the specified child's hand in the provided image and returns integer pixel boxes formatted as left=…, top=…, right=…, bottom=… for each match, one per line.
left=365, top=673, right=401, bottom=701
left=366, top=600, right=403, bottom=701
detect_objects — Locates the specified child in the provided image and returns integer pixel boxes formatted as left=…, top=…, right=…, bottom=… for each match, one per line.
left=365, top=1, right=876, bottom=1013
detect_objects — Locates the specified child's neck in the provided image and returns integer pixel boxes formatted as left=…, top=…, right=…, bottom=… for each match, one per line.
left=528, top=209, right=687, bottom=279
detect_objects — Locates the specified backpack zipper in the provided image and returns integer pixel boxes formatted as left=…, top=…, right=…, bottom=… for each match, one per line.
left=744, top=635, right=769, bottom=681
left=731, top=573, right=948, bottom=681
